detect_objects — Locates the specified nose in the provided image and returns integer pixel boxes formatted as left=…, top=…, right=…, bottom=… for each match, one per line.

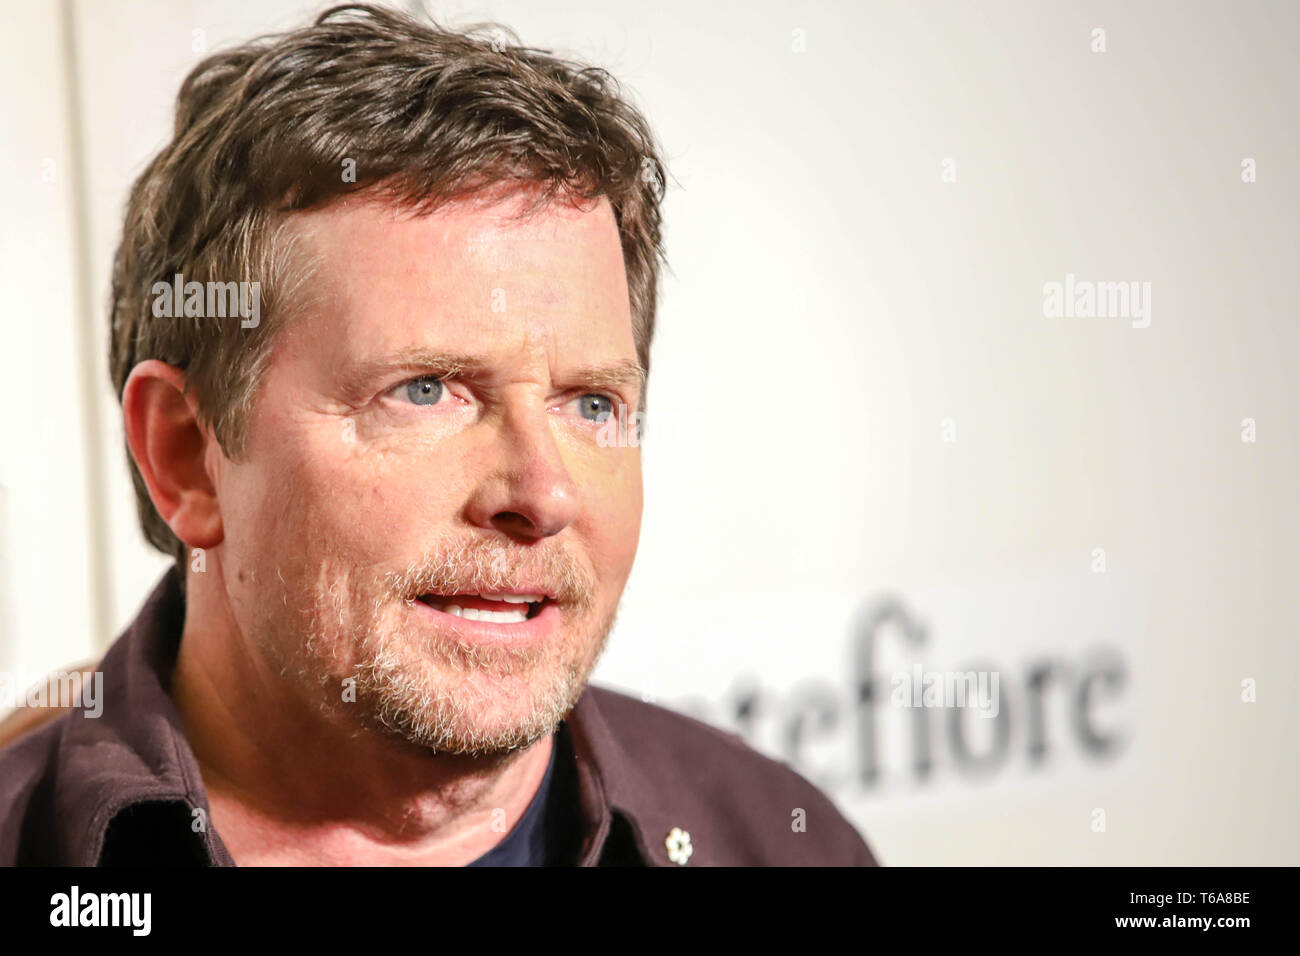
left=463, top=403, right=580, bottom=541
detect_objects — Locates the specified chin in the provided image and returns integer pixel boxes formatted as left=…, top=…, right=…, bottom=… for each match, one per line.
left=354, top=650, right=590, bottom=756
left=369, top=691, right=573, bottom=756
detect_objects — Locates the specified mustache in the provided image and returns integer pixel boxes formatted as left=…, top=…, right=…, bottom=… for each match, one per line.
left=383, top=536, right=597, bottom=612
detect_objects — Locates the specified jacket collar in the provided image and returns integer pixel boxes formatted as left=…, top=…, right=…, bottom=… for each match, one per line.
left=52, top=565, right=230, bottom=865
left=565, top=688, right=681, bottom=866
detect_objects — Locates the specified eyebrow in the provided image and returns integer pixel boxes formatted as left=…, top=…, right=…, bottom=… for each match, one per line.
left=339, top=347, right=646, bottom=399
left=337, top=348, right=485, bottom=398
left=565, top=359, right=647, bottom=396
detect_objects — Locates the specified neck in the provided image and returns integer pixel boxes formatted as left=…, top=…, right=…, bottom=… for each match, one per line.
left=170, top=568, right=553, bottom=866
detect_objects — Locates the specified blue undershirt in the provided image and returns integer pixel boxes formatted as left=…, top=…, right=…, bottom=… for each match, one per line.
left=466, top=733, right=559, bottom=867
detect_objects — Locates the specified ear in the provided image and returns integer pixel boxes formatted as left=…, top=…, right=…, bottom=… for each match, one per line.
left=121, top=360, right=223, bottom=551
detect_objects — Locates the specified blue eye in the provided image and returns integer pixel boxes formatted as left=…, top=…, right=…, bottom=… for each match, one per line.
left=405, top=377, right=444, bottom=406
left=577, top=394, right=614, bottom=422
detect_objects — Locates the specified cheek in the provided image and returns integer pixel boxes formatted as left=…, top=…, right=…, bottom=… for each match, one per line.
left=215, top=444, right=316, bottom=574
left=216, top=430, right=402, bottom=570
left=289, top=433, right=471, bottom=563
left=581, top=449, right=643, bottom=588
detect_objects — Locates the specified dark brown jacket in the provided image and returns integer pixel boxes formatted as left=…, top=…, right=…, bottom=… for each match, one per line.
left=0, top=569, right=878, bottom=866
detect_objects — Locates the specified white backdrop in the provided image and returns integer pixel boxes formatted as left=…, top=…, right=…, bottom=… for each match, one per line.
left=1, top=0, right=1296, bottom=864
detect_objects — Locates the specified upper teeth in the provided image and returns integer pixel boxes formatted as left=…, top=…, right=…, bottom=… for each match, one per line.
left=425, top=593, right=545, bottom=624
left=479, top=593, right=543, bottom=604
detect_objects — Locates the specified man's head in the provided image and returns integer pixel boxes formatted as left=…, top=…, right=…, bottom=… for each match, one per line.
left=109, top=5, right=666, bottom=756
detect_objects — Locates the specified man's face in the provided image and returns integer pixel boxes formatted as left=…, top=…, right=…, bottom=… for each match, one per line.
left=209, top=188, right=643, bottom=756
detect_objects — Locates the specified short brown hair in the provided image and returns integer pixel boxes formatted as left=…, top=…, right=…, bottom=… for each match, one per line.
left=109, top=3, right=668, bottom=569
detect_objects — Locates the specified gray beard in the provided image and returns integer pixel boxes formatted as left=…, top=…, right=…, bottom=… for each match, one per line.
left=264, top=544, right=615, bottom=757
left=347, top=606, right=615, bottom=756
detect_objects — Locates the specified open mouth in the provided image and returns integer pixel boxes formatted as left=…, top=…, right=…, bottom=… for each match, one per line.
left=416, top=592, right=551, bottom=624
